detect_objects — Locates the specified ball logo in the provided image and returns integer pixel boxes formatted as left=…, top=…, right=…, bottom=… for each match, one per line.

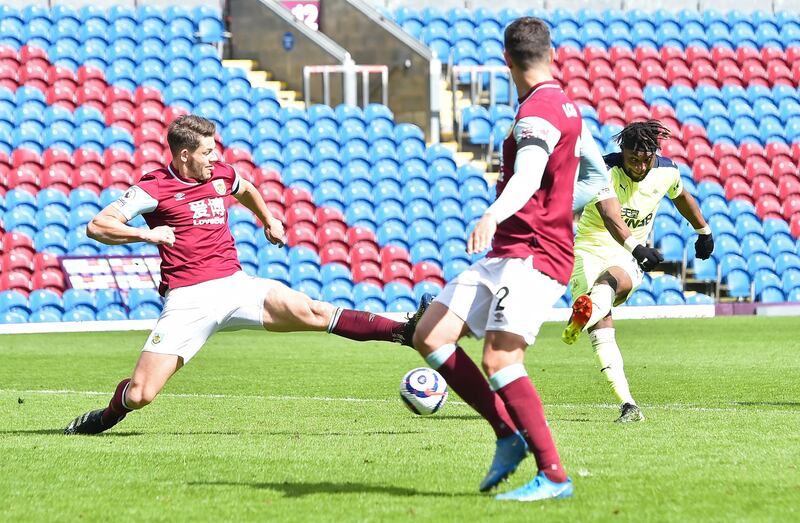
left=417, top=375, right=428, bottom=385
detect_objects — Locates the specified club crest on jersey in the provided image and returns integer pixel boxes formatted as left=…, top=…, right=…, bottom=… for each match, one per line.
left=212, top=179, right=226, bottom=195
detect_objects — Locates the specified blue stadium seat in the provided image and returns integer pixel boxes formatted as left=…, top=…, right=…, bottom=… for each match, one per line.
left=651, top=275, right=682, bottom=296
left=691, top=257, right=718, bottom=281
left=776, top=253, right=800, bottom=274
left=685, top=293, right=715, bottom=305
left=628, top=290, right=656, bottom=306
left=384, top=282, right=414, bottom=303
left=725, top=269, right=752, bottom=298
left=0, top=290, right=29, bottom=314
left=759, top=287, right=785, bottom=303
left=128, top=304, right=161, bottom=320
left=658, top=234, right=684, bottom=262
left=657, top=290, right=685, bottom=306
left=127, top=288, right=162, bottom=310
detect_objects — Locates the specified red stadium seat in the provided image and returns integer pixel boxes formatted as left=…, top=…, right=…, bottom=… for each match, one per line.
left=134, top=86, right=163, bottom=105
left=691, top=157, right=717, bottom=181
left=765, top=143, right=792, bottom=160
left=773, top=158, right=799, bottom=179
left=7, top=166, right=40, bottom=192
left=71, top=168, right=103, bottom=192
left=681, top=124, right=707, bottom=143
left=265, top=202, right=284, bottom=223
left=564, top=83, right=591, bottom=105
left=557, top=46, right=583, bottom=64
left=587, top=62, right=613, bottom=83
left=32, top=269, right=65, bottom=292
left=609, top=46, right=635, bottom=63
left=752, top=176, right=779, bottom=199
left=411, top=261, right=444, bottom=285
left=745, top=157, right=771, bottom=182
left=11, top=148, right=43, bottom=168
left=164, top=106, right=191, bottom=125
left=767, top=61, right=792, bottom=84
left=19, top=45, right=47, bottom=62
left=735, top=47, right=761, bottom=66
left=0, top=270, right=32, bottom=293
left=382, top=259, right=413, bottom=283
left=315, top=207, right=345, bottom=225
left=597, top=103, right=625, bottom=122
left=77, top=65, right=105, bottom=83
left=103, top=149, right=133, bottom=169
left=715, top=60, right=742, bottom=82
left=105, top=104, right=135, bottom=126
left=623, top=102, right=651, bottom=122
left=591, top=84, right=618, bottom=106
left=317, top=223, right=347, bottom=245
left=634, top=47, right=659, bottom=62
left=284, top=187, right=313, bottom=207
left=650, top=103, right=677, bottom=121
left=740, top=142, right=766, bottom=162
left=102, top=166, right=134, bottom=188
left=790, top=213, right=800, bottom=238
left=2, top=231, right=34, bottom=254
left=617, top=76, right=642, bottom=91
left=712, top=143, right=739, bottom=163
left=74, top=148, right=104, bottom=168
left=45, top=84, right=76, bottom=109
left=686, top=45, right=711, bottom=63
left=718, top=158, right=745, bottom=183
left=0, top=46, right=18, bottom=61
left=133, top=126, right=165, bottom=148
left=346, top=226, right=376, bottom=245
left=583, top=46, right=610, bottom=65
left=319, top=241, right=349, bottom=265
left=76, top=85, right=106, bottom=106
left=783, top=196, right=800, bottom=221
left=380, top=245, right=410, bottom=266
left=754, top=194, right=782, bottom=219
left=691, top=62, right=717, bottom=85
left=660, top=46, right=686, bottom=63
left=286, top=220, right=317, bottom=247
left=134, top=146, right=166, bottom=167
left=618, top=83, right=645, bottom=105
left=33, top=252, right=60, bottom=272
left=134, top=106, right=164, bottom=126
left=641, top=62, right=667, bottom=85
left=106, top=85, right=134, bottom=104
left=660, top=140, right=688, bottom=163
left=352, top=260, right=382, bottom=284
left=665, top=60, right=692, bottom=85
left=779, top=175, right=800, bottom=199
left=43, top=148, right=74, bottom=168
left=1, top=251, right=34, bottom=274
left=47, top=64, right=76, bottom=84
left=349, top=243, right=380, bottom=265
left=253, top=167, right=281, bottom=186
left=711, top=47, right=736, bottom=63
left=561, top=61, right=589, bottom=83
left=686, top=141, right=713, bottom=164
left=19, top=62, right=47, bottom=84
left=258, top=181, right=283, bottom=203
left=724, top=175, right=751, bottom=200
left=39, top=166, right=72, bottom=192
left=742, top=63, right=769, bottom=86
left=612, top=61, right=639, bottom=81
left=285, top=202, right=316, bottom=225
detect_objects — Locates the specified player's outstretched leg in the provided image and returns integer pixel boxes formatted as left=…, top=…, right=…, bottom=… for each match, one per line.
left=589, top=328, right=643, bottom=422
left=561, top=294, right=592, bottom=345
left=395, top=293, right=434, bottom=347
left=64, top=378, right=133, bottom=435
left=479, top=431, right=528, bottom=492
left=495, top=470, right=574, bottom=502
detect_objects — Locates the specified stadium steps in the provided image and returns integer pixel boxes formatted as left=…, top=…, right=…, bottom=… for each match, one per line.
left=222, top=59, right=304, bottom=109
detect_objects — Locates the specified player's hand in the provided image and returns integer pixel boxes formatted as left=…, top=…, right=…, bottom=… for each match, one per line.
left=467, top=214, right=497, bottom=254
left=694, top=233, right=714, bottom=260
left=632, top=244, right=663, bottom=271
left=264, top=217, right=285, bottom=247
left=144, top=226, right=175, bottom=247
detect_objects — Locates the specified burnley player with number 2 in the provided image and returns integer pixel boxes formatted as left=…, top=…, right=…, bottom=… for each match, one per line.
left=64, top=115, right=423, bottom=436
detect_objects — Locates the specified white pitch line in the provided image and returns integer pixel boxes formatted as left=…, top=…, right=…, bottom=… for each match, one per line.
left=1, top=389, right=796, bottom=413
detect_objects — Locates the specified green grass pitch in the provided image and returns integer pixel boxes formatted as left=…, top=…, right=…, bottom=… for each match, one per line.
left=1, top=316, right=798, bottom=522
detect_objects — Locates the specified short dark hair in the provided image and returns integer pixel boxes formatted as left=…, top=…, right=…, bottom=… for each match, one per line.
left=504, top=17, right=552, bottom=69
left=614, top=120, right=671, bottom=153
left=167, top=115, right=216, bottom=154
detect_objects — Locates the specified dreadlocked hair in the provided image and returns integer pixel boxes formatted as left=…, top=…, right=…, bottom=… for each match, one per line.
left=613, top=120, right=671, bottom=153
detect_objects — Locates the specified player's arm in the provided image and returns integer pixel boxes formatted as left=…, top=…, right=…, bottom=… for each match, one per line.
left=672, top=190, right=714, bottom=260
left=87, top=187, right=174, bottom=246
left=232, top=178, right=285, bottom=247
left=595, top=192, right=663, bottom=272
left=573, top=121, right=610, bottom=212
left=467, top=116, right=557, bottom=253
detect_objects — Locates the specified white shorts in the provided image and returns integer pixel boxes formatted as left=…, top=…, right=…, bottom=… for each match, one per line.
left=435, top=256, right=566, bottom=345
left=569, top=248, right=644, bottom=306
left=142, top=271, right=284, bottom=363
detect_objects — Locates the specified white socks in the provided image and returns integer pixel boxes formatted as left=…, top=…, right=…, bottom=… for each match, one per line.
left=585, top=283, right=615, bottom=331
left=589, top=328, right=635, bottom=406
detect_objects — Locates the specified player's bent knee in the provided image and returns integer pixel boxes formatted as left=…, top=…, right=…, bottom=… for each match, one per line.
left=125, top=383, right=160, bottom=409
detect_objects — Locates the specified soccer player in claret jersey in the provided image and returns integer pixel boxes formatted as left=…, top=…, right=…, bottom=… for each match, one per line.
left=64, top=115, right=422, bottom=435
left=562, top=120, right=714, bottom=423
left=408, top=17, right=614, bottom=502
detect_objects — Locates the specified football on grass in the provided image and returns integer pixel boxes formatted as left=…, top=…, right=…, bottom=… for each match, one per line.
left=399, top=367, right=448, bottom=415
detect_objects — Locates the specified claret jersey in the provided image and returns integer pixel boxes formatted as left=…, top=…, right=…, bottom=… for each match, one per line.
left=112, top=162, right=243, bottom=293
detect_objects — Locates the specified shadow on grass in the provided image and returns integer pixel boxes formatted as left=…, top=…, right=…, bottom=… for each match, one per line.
left=730, top=401, right=800, bottom=408
left=0, top=429, right=144, bottom=436
left=188, top=480, right=475, bottom=498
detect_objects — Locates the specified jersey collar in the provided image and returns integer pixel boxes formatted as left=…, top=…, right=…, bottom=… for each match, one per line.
left=518, top=80, right=561, bottom=105
left=167, top=163, right=202, bottom=186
